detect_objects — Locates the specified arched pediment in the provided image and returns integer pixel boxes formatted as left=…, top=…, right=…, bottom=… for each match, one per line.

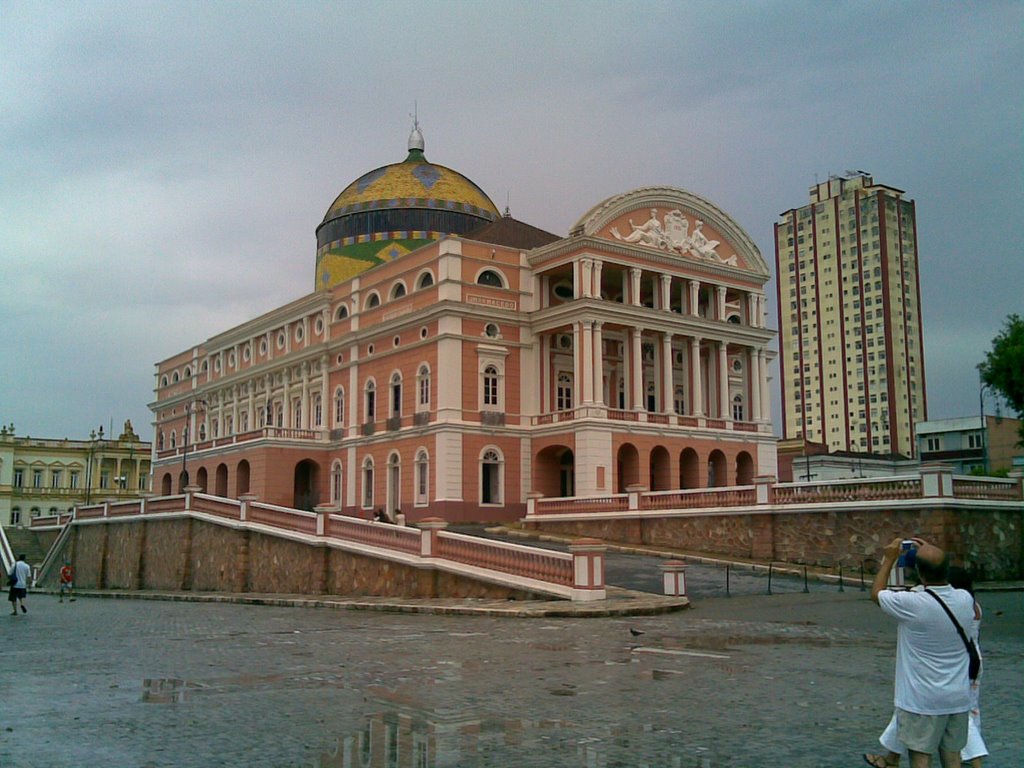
left=572, top=186, right=768, bottom=277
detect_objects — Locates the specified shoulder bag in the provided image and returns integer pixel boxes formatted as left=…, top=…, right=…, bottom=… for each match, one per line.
left=925, top=588, right=981, bottom=681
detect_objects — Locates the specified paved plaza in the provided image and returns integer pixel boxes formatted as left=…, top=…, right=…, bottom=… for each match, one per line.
left=2, top=577, right=1021, bottom=768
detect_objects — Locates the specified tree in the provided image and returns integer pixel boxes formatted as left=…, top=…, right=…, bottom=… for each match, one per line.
left=979, top=313, right=1024, bottom=447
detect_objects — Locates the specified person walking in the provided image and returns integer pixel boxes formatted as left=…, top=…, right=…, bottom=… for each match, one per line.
left=871, top=537, right=974, bottom=768
left=8, top=553, right=32, bottom=615
left=59, top=561, right=76, bottom=603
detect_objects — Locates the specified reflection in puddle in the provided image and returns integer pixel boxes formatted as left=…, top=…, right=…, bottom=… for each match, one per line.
left=315, top=693, right=722, bottom=767
left=141, top=678, right=206, bottom=703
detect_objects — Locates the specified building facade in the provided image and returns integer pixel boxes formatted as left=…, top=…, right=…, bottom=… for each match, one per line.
left=774, top=173, right=926, bottom=458
left=917, top=415, right=1023, bottom=475
left=0, top=421, right=151, bottom=527
left=150, top=130, right=776, bottom=522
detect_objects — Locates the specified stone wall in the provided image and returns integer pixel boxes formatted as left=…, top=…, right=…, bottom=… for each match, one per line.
left=54, top=515, right=548, bottom=600
left=528, top=504, right=1024, bottom=579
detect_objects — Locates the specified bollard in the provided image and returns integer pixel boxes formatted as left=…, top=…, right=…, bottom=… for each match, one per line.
left=803, top=566, right=810, bottom=594
left=767, top=562, right=773, bottom=595
left=860, top=562, right=866, bottom=592
left=726, top=565, right=731, bottom=597
left=838, top=565, right=845, bottom=592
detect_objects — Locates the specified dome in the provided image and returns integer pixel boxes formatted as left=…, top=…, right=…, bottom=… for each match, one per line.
left=315, top=126, right=499, bottom=290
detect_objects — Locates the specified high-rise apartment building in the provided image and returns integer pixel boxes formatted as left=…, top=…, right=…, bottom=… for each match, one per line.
left=774, top=173, right=926, bottom=458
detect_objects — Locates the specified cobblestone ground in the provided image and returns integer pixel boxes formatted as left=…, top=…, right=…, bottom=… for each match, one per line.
left=1, top=591, right=1020, bottom=767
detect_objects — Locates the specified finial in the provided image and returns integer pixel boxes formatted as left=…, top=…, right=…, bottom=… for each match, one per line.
left=408, top=102, right=424, bottom=152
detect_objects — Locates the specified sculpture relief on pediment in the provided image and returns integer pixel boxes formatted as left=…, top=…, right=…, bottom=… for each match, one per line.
left=606, top=207, right=739, bottom=267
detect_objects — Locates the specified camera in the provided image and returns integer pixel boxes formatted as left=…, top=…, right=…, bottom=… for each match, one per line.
left=898, top=540, right=918, bottom=569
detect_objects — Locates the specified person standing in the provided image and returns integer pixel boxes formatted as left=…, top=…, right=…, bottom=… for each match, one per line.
left=59, top=561, right=76, bottom=603
left=872, top=537, right=974, bottom=768
left=8, top=553, right=32, bottom=615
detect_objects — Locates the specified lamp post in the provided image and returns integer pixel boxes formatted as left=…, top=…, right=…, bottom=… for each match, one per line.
left=180, top=399, right=207, bottom=491
left=84, top=425, right=103, bottom=505
left=979, top=374, right=991, bottom=475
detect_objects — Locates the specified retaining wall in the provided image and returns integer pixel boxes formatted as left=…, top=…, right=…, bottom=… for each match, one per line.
left=46, top=516, right=548, bottom=600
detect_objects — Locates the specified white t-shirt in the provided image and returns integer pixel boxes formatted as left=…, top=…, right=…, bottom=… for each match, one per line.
left=878, top=584, right=973, bottom=715
left=12, top=560, right=31, bottom=589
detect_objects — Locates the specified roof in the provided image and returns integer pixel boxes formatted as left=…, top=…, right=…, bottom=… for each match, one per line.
left=916, top=417, right=984, bottom=435
left=463, top=214, right=560, bottom=250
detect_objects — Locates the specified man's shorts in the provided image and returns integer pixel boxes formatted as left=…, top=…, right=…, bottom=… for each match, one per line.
left=897, top=708, right=969, bottom=754
left=8, top=587, right=27, bottom=601
left=60, top=582, right=73, bottom=590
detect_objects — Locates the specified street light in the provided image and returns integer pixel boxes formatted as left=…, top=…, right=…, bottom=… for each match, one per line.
left=180, top=399, right=207, bottom=492
left=84, top=425, right=103, bottom=505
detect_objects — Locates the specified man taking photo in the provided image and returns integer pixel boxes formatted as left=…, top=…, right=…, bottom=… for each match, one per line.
left=872, top=537, right=974, bottom=768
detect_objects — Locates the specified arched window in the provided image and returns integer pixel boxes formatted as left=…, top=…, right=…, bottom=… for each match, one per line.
left=476, top=269, right=505, bottom=288
left=556, top=372, right=573, bottom=411
left=365, top=292, right=381, bottom=309
left=415, top=449, right=429, bottom=506
left=732, top=394, right=745, bottom=421
left=417, top=364, right=431, bottom=409
left=274, top=400, right=284, bottom=428
left=158, top=432, right=165, bottom=450
left=390, top=372, right=402, bottom=417
left=334, top=387, right=345, bottom=426
left=330, top=460, right=343, bottom=505
left=361, top=457, right=374, bottom=509
left=482, top=365, right=500, bottom=408
left=184, top=366, right=192, bottom=378
left=161, top=375, right=169, bottom=387
left=646, top=382, right=657, bottom=412
left=212, top=419, right=219, bottom=438
left=240, top=411, right=249, bottom=432
left=313, top=394, right=323, bottom=427
left=225, top=415, right=233, bottom=435
left=170, top=431, right=177, bottom=449
left=257, top=404, right=266, bottom=429
left=199, top=423, right=207, bottom=441
left=335, top=304, right=349, bottom=320
left=480, top=448, right=503, bottom=505
left=365, top=380, right=376, bottom=422
left=390, top=282, right=406, bottom=300
left=416, top=271, right=434, bottom=289
left=292, top=397, right=302, bottom=429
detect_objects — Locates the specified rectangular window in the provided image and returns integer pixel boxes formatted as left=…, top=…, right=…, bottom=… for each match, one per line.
left=13, top=469, right=24, bottom=487
left=51, top=470, right=62, bottom=488
left=69, top=471, right=80, bottom=489
left=100, top=472, right=110, bottom=489
left=33, top=470, right=43, bottom=488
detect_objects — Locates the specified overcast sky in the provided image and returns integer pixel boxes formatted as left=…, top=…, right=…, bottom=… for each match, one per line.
left=2, top=1, right=1020, bottom=442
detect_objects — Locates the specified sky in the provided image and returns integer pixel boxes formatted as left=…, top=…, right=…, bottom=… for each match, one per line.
left=1, top=1, right=1021, bottom=442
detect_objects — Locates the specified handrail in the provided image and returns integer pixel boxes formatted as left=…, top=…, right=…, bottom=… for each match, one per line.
left=36, top=514, right=76, bottom=585
left=0, top=523, right=14, bottom=575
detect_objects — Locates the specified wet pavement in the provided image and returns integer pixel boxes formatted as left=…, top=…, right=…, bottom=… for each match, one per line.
left=2, top=589, right=1021, bottom=767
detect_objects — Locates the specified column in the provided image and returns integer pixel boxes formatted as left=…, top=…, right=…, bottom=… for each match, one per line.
left=580, top=259, right=592, bottom=298
left=541, top=333, right=551, bottom=412
left=631, top=328, right=643, bottom=411
left=690, top=337, right=703, bottom=416
left=572, top=323, right=582, bottom=407
left=718, top=342, right=729, bottom=420
left=630, top=268, right=642, bottom=306
left=660, top=274, right=672, bottom=311
left=592, top=260, right=604, bottom=299
left=300, top=364, right=310, bottom=429
left=716, top=285, right=727, bottom=321
left=282, top=369, right=292, bottom=428
left=661, top=333, right=673, bottom=413
left=688, top=280, right=700, bottom=316
left=231, top=386, right=239, bottom=435
left=759, top=350, right=770, bottom=424
left=592, top=322, right=605, bottom=406
left=581, top=320, right=594, bottom=403
left=247, top=385, right=255, bottom=432
left=621, top=334, right=631, bottom=410
left=750, top=347, right=762, bottom=422
left=320, top=355, right=329, bottom=429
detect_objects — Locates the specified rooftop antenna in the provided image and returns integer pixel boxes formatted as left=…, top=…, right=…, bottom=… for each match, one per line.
left=505, top=191, right=511, bottom=218
left=407, top=102, right=424, bottom=152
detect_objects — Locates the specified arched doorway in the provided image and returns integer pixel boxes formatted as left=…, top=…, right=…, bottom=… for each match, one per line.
left=196, top=466, right=208, bottom=493
left=708, top=450, right=727, bottom=487
left=679, top=448, right=699, bottom=489
left=293, top=460, right=319, bottom=510
left=215, top=463, right=228, bottom=496
left=178, top=470, right=189, bottom=493
left=616, top=443, right=640, bottom=493
left=161, top=473, right=172, bottom=496
left=387, top=453, right=401, bottom=518
left=736, top=451, right=754, bottom=485
left=235, top=460, right=250, bottom=496
left=534, top=445, right=574, bottom=498
left=649, top=446, right=671, bottom=491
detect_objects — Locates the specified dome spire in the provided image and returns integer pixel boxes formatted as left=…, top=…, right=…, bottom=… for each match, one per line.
left=408, top=103, right=425, bottom=153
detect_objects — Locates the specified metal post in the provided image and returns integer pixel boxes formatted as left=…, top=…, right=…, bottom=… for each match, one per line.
left=803, top=566, right=809, bottom=593
left=767, top=562, right=773, bottom=595
left=838, top=565, right=844, bottom=592
left=860, top=562, right=866, bottom=592
left=725, top=565, right=731, bottom=597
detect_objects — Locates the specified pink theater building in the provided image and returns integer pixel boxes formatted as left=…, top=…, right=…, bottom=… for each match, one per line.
left=150, top=127, right=776, bottom=522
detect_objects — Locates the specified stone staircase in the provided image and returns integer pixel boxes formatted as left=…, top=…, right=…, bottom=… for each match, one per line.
left=3, top=526, right=51, bottom=566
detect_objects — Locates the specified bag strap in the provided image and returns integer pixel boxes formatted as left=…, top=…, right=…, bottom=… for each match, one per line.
left=924, top=588, right=973, bottom=654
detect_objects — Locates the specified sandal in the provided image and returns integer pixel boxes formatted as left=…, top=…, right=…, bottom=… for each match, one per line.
left=863, top=755, right=899, bottom=768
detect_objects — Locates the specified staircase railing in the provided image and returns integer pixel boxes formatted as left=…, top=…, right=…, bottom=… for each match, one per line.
left=0, top=524, right=14, bottom=576
left=36, top=512, right=76, bottom=587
